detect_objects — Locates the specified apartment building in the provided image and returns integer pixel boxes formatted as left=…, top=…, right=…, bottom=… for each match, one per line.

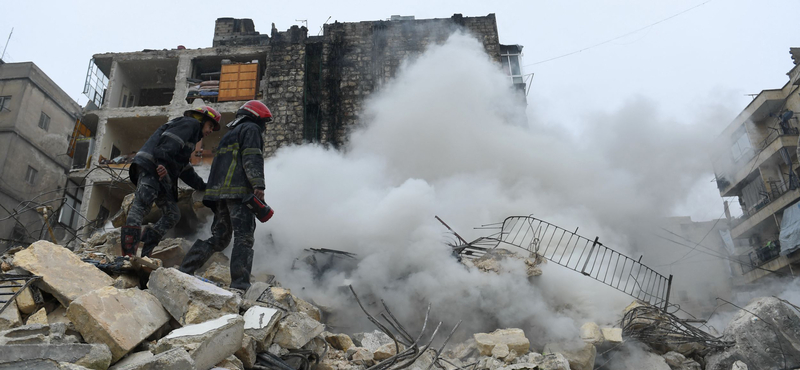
left=712, top=48, right=800, bottom=284
left=0, top=61, right=82, bottom=251
left=71, top=14, right=527, bottom=238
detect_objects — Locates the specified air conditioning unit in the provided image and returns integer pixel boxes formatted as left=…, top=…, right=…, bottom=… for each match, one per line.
left=72, top=138, right=95, bottom=170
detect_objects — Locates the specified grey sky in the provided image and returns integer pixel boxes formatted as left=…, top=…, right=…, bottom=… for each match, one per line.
left=2, top=0, right=799, bottom=220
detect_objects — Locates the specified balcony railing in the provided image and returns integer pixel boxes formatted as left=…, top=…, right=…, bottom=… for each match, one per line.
left=739, top=240, right=781, bottom=274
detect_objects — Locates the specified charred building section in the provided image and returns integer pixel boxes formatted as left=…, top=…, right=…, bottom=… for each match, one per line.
left=72, top=14, right=525, bottom=238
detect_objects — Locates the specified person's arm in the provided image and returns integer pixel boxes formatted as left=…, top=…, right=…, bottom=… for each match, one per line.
left=178, top=163, right=206, bottom=191
left=240, top=125, right=265, bottom=199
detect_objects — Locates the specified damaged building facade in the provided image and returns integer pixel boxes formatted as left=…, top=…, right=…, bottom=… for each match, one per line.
left=0, top=61, right=82, bottom=251
left=712, top=47, right=800, bottom=284
left=71, top=14, right=527, bottom=238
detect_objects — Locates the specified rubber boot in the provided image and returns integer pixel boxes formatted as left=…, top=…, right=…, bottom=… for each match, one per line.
left=230, top=247, right=254, bottom=291
left=140, top=226, right=163, bottom=258
left=179, top=239, right=214, bottom=275
left=120, top=225, right=141, bottom=257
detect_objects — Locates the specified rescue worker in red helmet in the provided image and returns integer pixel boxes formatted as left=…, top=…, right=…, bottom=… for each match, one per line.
left=121, top=106, right=221, bottom=258
left=179, top=100, right=272, bottom=291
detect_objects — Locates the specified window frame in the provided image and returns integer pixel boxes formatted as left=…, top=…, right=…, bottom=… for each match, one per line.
left=38, top=112, right=51, bottom=131
left=25, top=166, right=38, bottom=185
left=0, top=96, right=10, bottom=112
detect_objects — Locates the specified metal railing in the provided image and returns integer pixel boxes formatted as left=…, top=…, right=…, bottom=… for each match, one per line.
left=457, top=216, right=673, bottom=309
left=0, top=274, right=41, bottom=314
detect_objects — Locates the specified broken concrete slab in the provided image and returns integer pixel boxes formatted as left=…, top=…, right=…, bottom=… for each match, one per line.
left=600, top=327, right=622, bottom=344
left=0, top=299, right=21, bottom=330
left=580, top=322, right=603, bottom=345
left=0, top=359, right=91, bottom=370
left=0, top=343, right=112, bottom=370
left=543, top=342, right=596, bottom=370
left=154, top=314, right=244, bottom=370
left=234, top=334, right=257, bottom=369
left=110, top=348, right=194, bottom=370
left=474, top=328, right=530, bottom=357
left=0, top=323, right=81, bottom=346
left=147, top=267, right=240, bottom=325
left=150, top=238, right=188, bottom=268
left=203, top=262, right=232, bottom=287
left=67, top=286, right=171, bottom=362
left=215, top=354, right=244, bottom=370
left=243, top=305, right=281, bottom=352
left=273, top=312, right=325, bottom=350
left=27, top=308, right=48, bottom=326
left=324, top=332, right=355, bottom=351
left=46, top=306, right=71, bottom=326
left=12, top=241, right=114, bottom=306
left=352, top=330, right=393, bottom=352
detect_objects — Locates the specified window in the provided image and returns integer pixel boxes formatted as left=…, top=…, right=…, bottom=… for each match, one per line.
left=25, top=166, right=38, bottom=185
left=0, top=96, right=10, bottom=112
left=38, top=112, right=50, bottom=131
left=59, top=181, right=83, bottom=230
left=502, top=54, right=523, bottom=85
left=731, top=129, right=753, bottom=162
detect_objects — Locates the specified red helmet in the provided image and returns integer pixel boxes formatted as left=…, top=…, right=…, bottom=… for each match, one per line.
left=238, top=100, right=273, bottom=123
left=184, top=106, right=221, bottom=131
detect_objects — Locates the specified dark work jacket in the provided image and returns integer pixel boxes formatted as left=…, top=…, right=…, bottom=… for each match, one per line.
left=130, top=117, right=206, bottom=200
left=204, top=117, right=265, bottom=203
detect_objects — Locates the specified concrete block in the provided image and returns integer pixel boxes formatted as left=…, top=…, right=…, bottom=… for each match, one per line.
left=154, top=314, right=244, bottom=370
left=580, top=322, right=603, bottom=345
left=46, top=306, right=71, bottom=326
left=600, top=328, right=622, bottom=344
left=374, top=342, right=401, bottom=361
left=110, top=348, right=194, bottom=370
left=474, top=328, right=530, bottom=357
left=350, top=347, right=374, bottom=366
left=12, top=241, right=114, bottom=306
left=27, top=308, right=48, bottom=325
left=0, top=343, right=112, bottom=370
left=215, top=355, right=244, bottom=370
left=0, top=299, right=21, bottom=330
left=147, top=267, right=240, bottom=325
left=243, top=305, right=281, bottom=351
left=273, top=312, right=325, bottom=350
left=325, top=333, right=354, bottom=351
left=14, top=287, right=37, bottom=314
left=352, top=330, right=393, bottom=352
left=67, top=286, right=171, bottom=362
left=543, top=342, right=596, bottom=370
left=112, top=275, right=139, bottom=289
left=203, top=262, right=232, bottom=287
left=150, top=238, right=188, bottom=268
left=234, top=334, right=257, bottom=369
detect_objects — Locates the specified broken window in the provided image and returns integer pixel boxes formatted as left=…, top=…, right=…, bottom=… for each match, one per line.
left=0, top=96, right=10, bottom=112
left=25, top=166, right=37, bottom=185
left=38, top=112, right=50, bottom=131
left=83, top=58, right=108, bottom=107
left=731, top=127, right=753, bottom=162
left=500, top=45, right=524, bottom=85
left=108, top=58, right=178, bottom=108
left=59, top=181, right=83, bottom=230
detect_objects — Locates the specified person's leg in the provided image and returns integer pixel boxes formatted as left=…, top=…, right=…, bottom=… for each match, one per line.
left=179, top=200, right=233, bottom=274
left=140, top=196, right=181, bottom=257
left=122, top=174, right=159, bottom=256
left=229, top=200, right=256, bottom=291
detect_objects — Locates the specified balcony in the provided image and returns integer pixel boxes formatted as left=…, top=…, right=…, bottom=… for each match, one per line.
left=717, top=134, right=798, bottom=197
left=732, top=186, right=800, bottom=239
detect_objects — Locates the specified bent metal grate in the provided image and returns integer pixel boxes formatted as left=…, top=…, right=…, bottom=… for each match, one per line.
left=457, top=215, right=673, bottom=309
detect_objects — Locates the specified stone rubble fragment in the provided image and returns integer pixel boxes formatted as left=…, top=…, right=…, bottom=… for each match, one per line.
left=731, top=360, right=748, bottom=370
left=324, top=332, right=355, bottom=351
left=491, top=343, right=510, bottom=359
left=0, top=300, right=21, bottom=330
left=215, top=354, right=244, bottom=370
left=14, top=286, right=37, bottom=314
left=661, top=351, right=701, bottom=370
left=273, top=312, right=325, bottom=349
left=0, top=323, right=80, bottom=345
left=579, top=322, right=603, bottom=345
left=474, top=328, right=530, bottom=357
left=149, top=238, right=188, bottom=268
left=349, top=347, right=374, bottom=366
left=27, top=308, right=48, bottom=326
left=0, top=343, right=112, bottom=370
left=112, top=348, right=194, bottom=370
left=245, top=282, right=322, bottom=321
left=203, top=262, right=232, bottom=287
left=234, top=334, right=258, bottom=369
left=352, top=330, right=393, bottom=352
left=12, top=241, right=114, bottom=306
left=374, top=342, right=401, bottom=361
left=543, top=342, right=596, bottom=370
left=243, top=305, right=282, bottom=351
left=154, top=314, right=244, bottom=370
left=600, top=327, right=622, bottom=344
left=67, top=286, right=171, bottom=362
left=112, top=275, right=139, bottom=289
left=147, top=267, right=241, bottom=325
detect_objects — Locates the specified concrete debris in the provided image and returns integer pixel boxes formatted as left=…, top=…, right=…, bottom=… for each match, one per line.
left=215, top=354, right=244, bottom=370
left=705, top=297, right=800, bottom=370
left=78, top=228, right=122, bottom=257
left=243, top=305, right=282, bottom=351
left=543, top=342, right=596, bottom=370
left=46, top=306, right=72, bottom=326
left=112, top=275, right=139, bottom=289
left=14, top=286, right=37, bottom=314
left=26, top=308, right=48, bottom=326
left=474, top=328, right=530, bottom=357
left=197, top=252, right=230, bottom=276
left=147, top=267, right=241, bottom=325
left=203, top=261, right=232, bottom=287
left=154, top=314, right=244, bottom=370
left=662, top=351, right=702, bottom=370
left=13, top=241, right=114, bottom=306
left=234, top=334, right=258, bottom=369
left=0, top=323, right=80, bottom=346
left=245, top=282, right=320, bottom=320
left=110, top=194, right=136, bottom=229
left=149, top=238, right=188, bottom=268
left=67, top=286, right=171, bottom=362
left=111, top=348, right=194, bottom=370
left=731, top=360, right=748, bottom=370
left=0, top=299, right=21, bottom=330
left=600, top=327, right=622, bottom=344
left=469, top=249, right=544, bottom=278
left=0, top=343, right=112, bottom=370
left=374, top=342, right=402, bottom=361
left=349, top=346, right=374, bottom=366
left=579, top=322, right=603, bottom=345
left=273, top=312, right=325, bottom=349
left=352, top=330, right=393, bottom=352
left=491, top=343, right=510, bottom=359
left=324, top=332, right=355, bottom=351
left=497, top=353, right=571, bottom=370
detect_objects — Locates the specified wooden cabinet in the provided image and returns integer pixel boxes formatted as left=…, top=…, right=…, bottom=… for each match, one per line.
left=219, top=63, right=258, bottom=102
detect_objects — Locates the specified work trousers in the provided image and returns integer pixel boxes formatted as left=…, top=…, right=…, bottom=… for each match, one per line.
left=180, top=199, right=256, bottom=290
left=125, top=172, right=180, bottom=237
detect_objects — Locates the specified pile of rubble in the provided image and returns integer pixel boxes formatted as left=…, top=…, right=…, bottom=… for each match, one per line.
left=2, top=235, right=800, bottom=370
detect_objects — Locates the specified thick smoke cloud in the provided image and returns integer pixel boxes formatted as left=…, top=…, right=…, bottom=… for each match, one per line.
left=249, top=31, right=731, bottom=343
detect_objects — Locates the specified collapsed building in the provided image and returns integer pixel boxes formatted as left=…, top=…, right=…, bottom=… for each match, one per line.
left=68, top=14, right=528, bottom=241
left=711, top=48, right=800, bottom=285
